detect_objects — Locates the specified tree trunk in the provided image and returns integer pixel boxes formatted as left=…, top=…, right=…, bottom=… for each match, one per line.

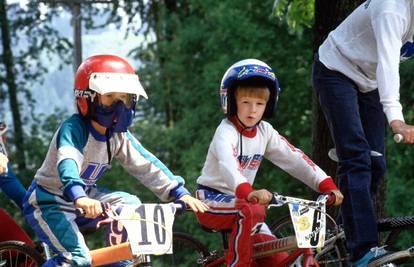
left=72, top=2, right=82, bottom=73
left=312, top=0, right=385, bottom=219
left=0, top=0, right=27, bottom=170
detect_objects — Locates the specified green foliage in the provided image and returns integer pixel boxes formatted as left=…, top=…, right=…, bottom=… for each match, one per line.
left=272, top=0, right=314, bottom=35
left=385, top=59, right=414, bottom=249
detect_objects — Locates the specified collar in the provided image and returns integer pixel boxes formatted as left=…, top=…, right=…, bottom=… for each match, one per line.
left=87, top=121, right=113, bottom=142
left=228, top=116, right=257, bottom=138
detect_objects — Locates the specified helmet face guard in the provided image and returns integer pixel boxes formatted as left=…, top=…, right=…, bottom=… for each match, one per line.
left=93, top=100, right=136, bottom=132
left=74, top=55, right=148, bottom=132
left=220, top=59, right=280, bottom=119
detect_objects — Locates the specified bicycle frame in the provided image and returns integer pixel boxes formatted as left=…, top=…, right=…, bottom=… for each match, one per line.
left=89, top=242, right=140, bottom=266
left=202, top=235, right=320, bottom=267
left=200, top=193, right=332, bottom=267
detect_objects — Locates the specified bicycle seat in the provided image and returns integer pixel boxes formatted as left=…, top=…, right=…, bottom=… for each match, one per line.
left=377, top=216, right=414, bottom=232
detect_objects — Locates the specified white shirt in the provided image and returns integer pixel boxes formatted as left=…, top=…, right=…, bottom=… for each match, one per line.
left=197, top=119, right=329, bottom=195
left=318, top=0, right=414, bottom=123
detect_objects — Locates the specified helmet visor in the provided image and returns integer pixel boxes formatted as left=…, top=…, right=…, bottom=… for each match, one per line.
left=99, top=93, right=136, bottom=109
left=89, top=72, right=148, bottom=100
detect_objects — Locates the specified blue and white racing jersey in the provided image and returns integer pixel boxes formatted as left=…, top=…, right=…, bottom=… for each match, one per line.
left=34, top=114, right=187, bottom=202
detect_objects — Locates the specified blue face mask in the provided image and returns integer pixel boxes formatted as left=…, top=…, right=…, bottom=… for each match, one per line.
left=93, top=100, right=136, bottom=132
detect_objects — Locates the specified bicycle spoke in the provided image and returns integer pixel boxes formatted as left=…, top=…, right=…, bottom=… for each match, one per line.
left=0, top=241, right=44, bottom=267
left=151, top=232, right=209, bottom=267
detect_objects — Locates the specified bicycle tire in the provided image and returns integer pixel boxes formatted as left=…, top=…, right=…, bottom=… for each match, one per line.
left=366, top=246, right=414, bottom=267
left=0, top=240, right=44, bottom=267
left=270, top=215, right=350, bottom=267
left=150, top=232, right=210, bottom=267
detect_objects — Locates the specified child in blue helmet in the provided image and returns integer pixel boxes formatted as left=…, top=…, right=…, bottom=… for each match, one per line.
left=23, top=55, right=208, bottom=267
left=195, top=59, right=343, bottom=267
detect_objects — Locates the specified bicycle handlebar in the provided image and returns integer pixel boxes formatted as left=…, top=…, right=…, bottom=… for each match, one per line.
left=268, top=193, right=335, bottom=208
left=394, top=133, right=404, bottom=143
left=75, top=201, right=187, bottom=218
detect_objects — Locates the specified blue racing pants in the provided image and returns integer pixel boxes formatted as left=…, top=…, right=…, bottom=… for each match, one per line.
left=23, top=182, right=140, bottom=267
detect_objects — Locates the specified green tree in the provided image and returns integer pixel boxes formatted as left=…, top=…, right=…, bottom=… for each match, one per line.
left=0, top=1, right=71, bottom=171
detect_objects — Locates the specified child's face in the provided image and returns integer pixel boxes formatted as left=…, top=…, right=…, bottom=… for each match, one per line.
left=99, top=92, right=133, bottom=108
left=236, top=95, right=267, bottom=127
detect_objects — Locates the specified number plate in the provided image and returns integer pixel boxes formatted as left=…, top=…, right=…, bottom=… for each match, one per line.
left=287, top=196, right=326, bottom=248
left=119, top=203, right=176, bottom=255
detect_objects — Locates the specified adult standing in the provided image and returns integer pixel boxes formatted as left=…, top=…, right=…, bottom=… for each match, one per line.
left=312, top=0, right=414, bottom=266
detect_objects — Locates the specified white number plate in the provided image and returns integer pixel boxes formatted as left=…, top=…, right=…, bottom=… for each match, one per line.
left=119, top=203, right=176, bottom=255
left=287, top=196, right=326, bottom=248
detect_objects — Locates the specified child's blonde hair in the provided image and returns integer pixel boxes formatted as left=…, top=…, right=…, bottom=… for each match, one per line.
left=235, top=86, right=270, bottom=102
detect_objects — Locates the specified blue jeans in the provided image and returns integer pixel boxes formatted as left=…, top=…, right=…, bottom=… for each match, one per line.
left=312, top=57, right=386, bottom=260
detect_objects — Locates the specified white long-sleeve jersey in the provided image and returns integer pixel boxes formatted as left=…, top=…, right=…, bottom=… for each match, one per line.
left=318, top=0, right=414, bottom=124
left=197, top=119, right=334, bottom=196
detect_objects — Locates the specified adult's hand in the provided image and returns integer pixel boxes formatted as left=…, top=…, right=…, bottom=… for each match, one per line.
left=390, top=120, right=414, bottom=144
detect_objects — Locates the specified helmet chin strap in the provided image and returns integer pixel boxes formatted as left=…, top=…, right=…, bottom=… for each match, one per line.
left=233, top=115, right=264, bottom=166
left=235, top=115, right=253, bottom=165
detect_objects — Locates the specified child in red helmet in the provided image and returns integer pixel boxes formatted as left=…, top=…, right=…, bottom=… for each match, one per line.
left=23, top=55, right=208, bottom=267
left=195, top=59, right=343, bottom=267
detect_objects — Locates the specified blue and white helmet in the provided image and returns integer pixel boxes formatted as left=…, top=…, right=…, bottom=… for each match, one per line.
left=220, top=59, right=280, bottom=118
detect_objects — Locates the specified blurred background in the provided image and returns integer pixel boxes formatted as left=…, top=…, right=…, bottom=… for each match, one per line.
left=1, top=0, right=413, bottom=254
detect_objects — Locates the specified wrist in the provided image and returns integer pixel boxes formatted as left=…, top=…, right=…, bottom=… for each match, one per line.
left=390, top=120, right=404, bottom=132
left=235, top=182, right=253, bottom=200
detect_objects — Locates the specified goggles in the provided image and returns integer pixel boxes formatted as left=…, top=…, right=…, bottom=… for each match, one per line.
left=99, top=93, right=136, bottom=109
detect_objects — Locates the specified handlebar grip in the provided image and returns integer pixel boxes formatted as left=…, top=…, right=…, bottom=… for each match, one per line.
left=394, top=134, right=404, bottom=143
left=174, top=200, right=187, bottom=215
left=75, top=202, right=108, bottom=217
left=75, top=207, right=85, bottom=217
left=250, top=197, right=259, bottom=204
left=326, top=193, right=336, bottom=206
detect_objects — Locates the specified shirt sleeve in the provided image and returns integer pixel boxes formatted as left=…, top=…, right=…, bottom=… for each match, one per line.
left=264, top=126, right=331, bottom=192
left=115, top=131, right=189, bottom=202
left=371, top=7, right=408, bottom=123
left=55, top=118, right=88, bottom=201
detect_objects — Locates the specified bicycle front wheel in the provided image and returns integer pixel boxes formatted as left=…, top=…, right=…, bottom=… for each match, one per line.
left=0, top=241, right=44, bottom=267
left=270, top=215, right=349, bottom=267
left=151, top=232, right=210, bottom=267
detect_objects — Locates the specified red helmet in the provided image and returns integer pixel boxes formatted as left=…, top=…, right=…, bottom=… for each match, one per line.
left=74, top=55, right=148, bottom=116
